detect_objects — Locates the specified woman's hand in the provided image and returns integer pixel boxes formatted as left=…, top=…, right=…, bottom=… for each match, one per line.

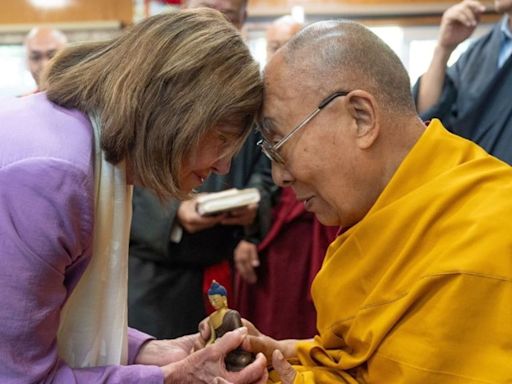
left=135, top=333, right=198, bottom=366
left=197, top=317, right=299, bottom=363
left=162, top=327, right=268, bottom=384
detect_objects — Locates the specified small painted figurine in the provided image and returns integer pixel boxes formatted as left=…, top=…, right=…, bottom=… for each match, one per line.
left=207, top=280, right=254, bottom=371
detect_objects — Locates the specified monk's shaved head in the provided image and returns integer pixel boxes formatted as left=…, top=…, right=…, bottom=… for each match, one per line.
left=262, top=19, right=426, bottom=229
left=280, top=20, right=416, bottom=116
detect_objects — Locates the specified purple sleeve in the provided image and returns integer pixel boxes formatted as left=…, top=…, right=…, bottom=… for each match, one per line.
left=128, top=327, right=156, bottom=364
left=0, top=159, right=164, bottom=383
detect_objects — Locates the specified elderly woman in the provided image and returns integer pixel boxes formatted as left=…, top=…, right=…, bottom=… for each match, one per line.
left=0, top=9, right=267, bottom=384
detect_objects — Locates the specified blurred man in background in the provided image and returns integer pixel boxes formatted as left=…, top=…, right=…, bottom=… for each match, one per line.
left=265, top=15, right=303, bottom=60
left=185, top=0, right=247, bottom=30
left=413, top=0, right=512, bottom=164
left=25, top=26, right=67, bottom=90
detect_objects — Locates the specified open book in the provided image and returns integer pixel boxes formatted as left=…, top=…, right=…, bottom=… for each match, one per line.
left=196, top=188, right=261, bottom=216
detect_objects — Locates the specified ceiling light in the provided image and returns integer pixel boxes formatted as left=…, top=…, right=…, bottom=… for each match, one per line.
left=29, top=0, right=72, bottom=9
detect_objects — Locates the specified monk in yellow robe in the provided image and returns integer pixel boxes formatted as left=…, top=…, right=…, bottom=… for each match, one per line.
left=213, top=19, right=512, bottom=384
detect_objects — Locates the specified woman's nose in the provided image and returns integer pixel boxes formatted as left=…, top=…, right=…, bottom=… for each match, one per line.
left=212, top=156, right=231, bottom=176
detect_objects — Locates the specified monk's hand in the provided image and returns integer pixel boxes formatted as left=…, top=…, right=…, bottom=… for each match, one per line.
left=234, top=240, right=259, bottom=284
left=240, top=319, right=301, bottom=371
left=135, top=333, right=198, bottom=366
left=240, top=319, right=282, bottom=362
left=177, top=198, right=227, bottom=233
left=272, top=350, right=297, bottom=384
left=162, top=327, right=268, bottom=384
left=439, top=0, right=486, bottom=50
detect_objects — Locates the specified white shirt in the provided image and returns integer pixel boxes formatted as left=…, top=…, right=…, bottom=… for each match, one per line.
left=498, top=15, right=512, bottom=68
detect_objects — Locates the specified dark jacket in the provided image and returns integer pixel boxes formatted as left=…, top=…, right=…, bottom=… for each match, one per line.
left=413, top=19, right=512, bottom=165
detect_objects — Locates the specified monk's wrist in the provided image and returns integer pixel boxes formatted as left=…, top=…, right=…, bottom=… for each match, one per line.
left=277, top=339, right=299, bottom=359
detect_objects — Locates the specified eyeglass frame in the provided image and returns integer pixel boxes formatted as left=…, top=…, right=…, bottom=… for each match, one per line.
left=256, top=90, right=350, bottom=165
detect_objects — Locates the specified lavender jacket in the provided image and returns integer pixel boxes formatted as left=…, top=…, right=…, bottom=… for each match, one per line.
left=0, top=93, right=163, bottom=383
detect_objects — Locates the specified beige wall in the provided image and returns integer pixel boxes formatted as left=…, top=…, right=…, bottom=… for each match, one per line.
left=248, top=0, right=498, bottom=26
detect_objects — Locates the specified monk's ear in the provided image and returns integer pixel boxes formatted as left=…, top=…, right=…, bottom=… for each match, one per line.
left=346, top=90, right=379, bottom=149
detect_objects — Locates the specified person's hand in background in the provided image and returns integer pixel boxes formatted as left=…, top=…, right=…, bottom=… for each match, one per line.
left=221, top=203, right=258, bottom=226
left=438, top=0, right=486, bottom=51
left=234, top=240, right=260, bottom=284
left=177, top=198, right=227, bottom=233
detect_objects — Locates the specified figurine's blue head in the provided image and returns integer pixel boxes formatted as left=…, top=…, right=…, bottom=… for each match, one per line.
left=208, top=280, right=227, bottom=297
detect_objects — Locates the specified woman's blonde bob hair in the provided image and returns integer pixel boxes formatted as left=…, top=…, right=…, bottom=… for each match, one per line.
left=43, top=8, right=263, bottom=199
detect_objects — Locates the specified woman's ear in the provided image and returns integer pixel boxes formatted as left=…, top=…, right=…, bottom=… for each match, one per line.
left=346, top=90, right=380, bottom=149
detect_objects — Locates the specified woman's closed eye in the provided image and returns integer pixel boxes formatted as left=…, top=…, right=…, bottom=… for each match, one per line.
left=214, top=131, right=241, bottom=160
left=218, top=133, right=229, bottom=146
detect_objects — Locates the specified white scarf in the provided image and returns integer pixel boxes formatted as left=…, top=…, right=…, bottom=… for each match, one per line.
left=57, top=113, right=133, bottom=367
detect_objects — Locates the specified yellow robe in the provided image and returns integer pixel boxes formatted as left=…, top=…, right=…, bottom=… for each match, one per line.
left=270, top=119, right=512, bottom=383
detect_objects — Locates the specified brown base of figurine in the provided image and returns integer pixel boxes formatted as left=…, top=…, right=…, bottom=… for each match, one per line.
left=225, top=349, right=255, bottom=372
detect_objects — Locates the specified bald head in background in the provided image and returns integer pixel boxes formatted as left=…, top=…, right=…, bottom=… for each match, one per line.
left=183, top=0, right=248, bottom=30
left=25, top=27, right=67, bottom=88
left=266, top=15, right=303, bottom=62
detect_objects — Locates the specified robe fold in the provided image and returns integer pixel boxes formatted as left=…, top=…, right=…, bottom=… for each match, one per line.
left=271, top=119, right=512, bottom=383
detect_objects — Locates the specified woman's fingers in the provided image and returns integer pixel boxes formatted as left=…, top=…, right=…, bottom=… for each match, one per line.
left=213, top=327, right=248, bottom=354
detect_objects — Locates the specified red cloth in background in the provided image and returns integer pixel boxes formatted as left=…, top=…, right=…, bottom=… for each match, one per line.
left=234, top=187, right=338, bottom=340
